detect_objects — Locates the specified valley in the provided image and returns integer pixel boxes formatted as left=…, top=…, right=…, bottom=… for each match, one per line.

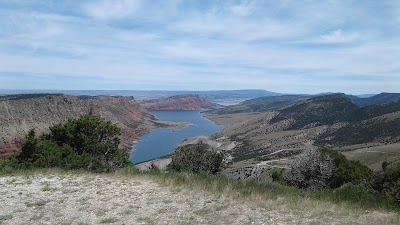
left=2, top=92, right=399, bottom=180
left=1, top=90, right=400, bottom=224
left=2, top=2, right=400, bottom=223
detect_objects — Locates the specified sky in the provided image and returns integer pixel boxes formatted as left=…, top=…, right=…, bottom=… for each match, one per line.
left=0, top=0, right=399, bottom=94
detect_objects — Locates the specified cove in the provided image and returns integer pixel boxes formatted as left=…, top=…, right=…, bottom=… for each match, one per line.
left=130, top=110, right=224, bottom=164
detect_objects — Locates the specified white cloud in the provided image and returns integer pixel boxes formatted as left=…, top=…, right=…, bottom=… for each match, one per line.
left=84, top=0, right=142, bottom=20
left=320, top=29, right=361, bottom=44
left=0, top=0, right=399, bottom=93
left=230, top=1, right=254, bottom=16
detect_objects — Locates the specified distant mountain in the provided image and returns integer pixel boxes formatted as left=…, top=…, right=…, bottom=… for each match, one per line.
left=350, top=93, right=400, bottom=107
left=141, top=95, right=220, bottom=111
left=208, top=92, right=400, bottom=115
left=207, top=95, right=309, bottom=115
left=356, top=94, right=376, bottom=98
left=0, top=94, right=156, bottom=157
left=0, top=89, right=280, bottom=104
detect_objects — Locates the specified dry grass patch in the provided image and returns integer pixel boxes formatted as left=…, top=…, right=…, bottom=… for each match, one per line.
left=0, top=169, right=399, bottom=224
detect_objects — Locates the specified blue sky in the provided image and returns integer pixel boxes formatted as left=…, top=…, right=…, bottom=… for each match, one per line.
left=0, top=0, right=399, bottom=94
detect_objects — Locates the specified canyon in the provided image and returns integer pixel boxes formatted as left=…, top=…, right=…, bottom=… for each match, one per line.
left=0, top=94, right=156, bottom=158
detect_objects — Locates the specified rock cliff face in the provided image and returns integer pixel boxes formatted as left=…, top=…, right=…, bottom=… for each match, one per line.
left=0, top=94, right=156, bottom=158
left=141, top=95, right=220, bottom=111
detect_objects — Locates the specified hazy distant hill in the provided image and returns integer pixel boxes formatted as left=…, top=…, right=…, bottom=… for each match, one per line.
left=0, top=89, right=280, bottom=104
left=208, top=92, right=400, bottom=115
left=350, top=93, right=400, bottom=107
left=141, top=95, right=220, bottom=110
left=207, top=95, right=310, bottom=115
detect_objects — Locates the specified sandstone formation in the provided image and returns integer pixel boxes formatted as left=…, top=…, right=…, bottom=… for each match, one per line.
left=141, top=94, right=220, bottom=111
left=0, top=94, right=156, bottom=158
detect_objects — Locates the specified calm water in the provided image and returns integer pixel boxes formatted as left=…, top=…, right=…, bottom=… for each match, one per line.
left=130, top=111, right=224, bottom=164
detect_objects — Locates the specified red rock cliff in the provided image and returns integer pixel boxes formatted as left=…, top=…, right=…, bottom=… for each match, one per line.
left=0, top=94, right=156, bottom=158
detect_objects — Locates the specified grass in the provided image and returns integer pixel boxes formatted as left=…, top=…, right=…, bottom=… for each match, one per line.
left=100, top=217, right=119, bottom=224
left=343, top=143, right=400, bottom=170
left=2, top=166, right=400, bottom=213
left=7, top=178, right=17, bottom=184
left=25, top=200, right=48, bottom=208
left=127, top=168, right=400, bottom=212
left=42, top=183, right=51, bottom=191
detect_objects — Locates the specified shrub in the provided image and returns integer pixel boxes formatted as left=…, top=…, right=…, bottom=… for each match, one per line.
left=318, top=148, right=372, bottom=188
left=271, top=168, right=286, bottom=184
left=283, top=148, right=373, bottom=191
left=371, top=161, right=400, bottom=201
left=283, top=149, right=336, bottom=192
left=12, top=115, right=129, bottom=172
left=315, top=183, right=397, bottom=209
left=167, top=142, right=225, bottom=175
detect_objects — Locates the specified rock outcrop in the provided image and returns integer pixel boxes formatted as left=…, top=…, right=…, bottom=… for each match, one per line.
left=0, top=94, right=156, bottom=157
left=141, top=94, right=220, bottom=111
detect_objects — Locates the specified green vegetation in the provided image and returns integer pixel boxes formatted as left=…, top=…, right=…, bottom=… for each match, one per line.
left=277, top=147, right=400, bottom=206
left=167, top=142, right=225, bottom=175
left=314, top=183, right=396, bottom=210
left=372, top=161, right=400, bottom=200
left=136, top=169, right=400, bottom=211
left=318, top=148, right=373, bottom=188
left=1, top=115, right=129, bottom=172
left=282, top=148, right=372, bottom=192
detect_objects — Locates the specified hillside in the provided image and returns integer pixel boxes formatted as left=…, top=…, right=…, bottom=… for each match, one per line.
left=0, top=94, right=156, bottom=157
left=207, top=95, right=309, bottom=115
left=141, top=94, right=220, bottom=110
left=208, top=93, right=400, bottom=115
left=0, top=171, right=398, bottom=225
left=269, top=94, right=360, bottom=129
left=351, top=93, right=400, bottom=107
left=208, top=94, right=400, bottom=180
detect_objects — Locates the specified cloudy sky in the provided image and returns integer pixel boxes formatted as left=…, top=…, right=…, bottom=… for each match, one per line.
left=0, top=0, right=399, bottom=94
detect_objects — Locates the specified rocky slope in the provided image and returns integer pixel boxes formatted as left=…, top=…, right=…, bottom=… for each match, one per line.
left=141, top=94, right=220, bottom=110
left=0, top=94, right=156, bottom=157
left=208, top=94, right=400, bottom=180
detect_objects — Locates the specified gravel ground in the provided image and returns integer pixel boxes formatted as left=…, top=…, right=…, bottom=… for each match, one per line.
left=0, top=173, right=398, bottom=225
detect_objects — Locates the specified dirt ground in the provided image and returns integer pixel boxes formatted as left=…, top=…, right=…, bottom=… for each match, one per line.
left=0, top=173, right=399, bottom=225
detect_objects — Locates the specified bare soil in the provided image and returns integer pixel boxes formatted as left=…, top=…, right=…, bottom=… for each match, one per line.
left=1, top=172, right=399, bottom=225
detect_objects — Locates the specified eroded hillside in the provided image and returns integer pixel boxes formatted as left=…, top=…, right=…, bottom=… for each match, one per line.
left=0, top=94, right=156, bottom=157
left=208, top=94, right=400, bottom=180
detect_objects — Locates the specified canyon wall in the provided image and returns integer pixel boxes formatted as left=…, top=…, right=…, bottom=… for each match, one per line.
left=0, top=94, right=156, bottom=157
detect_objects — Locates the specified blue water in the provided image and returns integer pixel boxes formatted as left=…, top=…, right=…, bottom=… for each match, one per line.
left=130, top=111, right=224, bottom=164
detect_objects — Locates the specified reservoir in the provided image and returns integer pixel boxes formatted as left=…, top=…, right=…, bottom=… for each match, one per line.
left=130, top=111, right=224, bottom=164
